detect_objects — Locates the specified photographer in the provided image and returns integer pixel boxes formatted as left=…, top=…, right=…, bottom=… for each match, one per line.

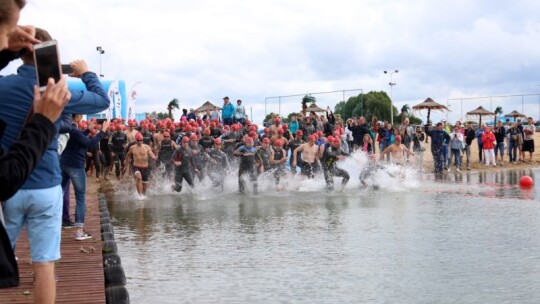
left=0, top=27, right=109, bottom=301
left=0, top=3, right=71, bottom=292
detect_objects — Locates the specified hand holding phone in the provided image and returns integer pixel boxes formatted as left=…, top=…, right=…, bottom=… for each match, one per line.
left=68, top=60, right=90, bottom=78
left=33, top=40, right=61, bottom=91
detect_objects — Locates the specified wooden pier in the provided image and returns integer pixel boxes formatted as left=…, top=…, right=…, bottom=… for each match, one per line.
left=0, top=181, right=106, bottom=303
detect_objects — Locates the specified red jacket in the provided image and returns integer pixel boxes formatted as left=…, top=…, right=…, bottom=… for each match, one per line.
left=481, top=132, right=496, bottom=149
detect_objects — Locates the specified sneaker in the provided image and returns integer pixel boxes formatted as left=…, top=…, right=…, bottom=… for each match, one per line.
left=467, top=166, right=471, bottom=170
left=447, top=168, right=451, bottom=172
left=62, top=221, right=75, bottom=229
left=456, top=168, right=460, bottom=172
left=75, top=231, right=92, bottom=241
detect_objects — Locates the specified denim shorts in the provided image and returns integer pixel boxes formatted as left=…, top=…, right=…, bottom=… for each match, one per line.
left=3, top=185, right=62, bottom=262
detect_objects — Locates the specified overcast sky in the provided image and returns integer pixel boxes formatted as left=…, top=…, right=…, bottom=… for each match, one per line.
left=5, top=0, right=540, bottom=123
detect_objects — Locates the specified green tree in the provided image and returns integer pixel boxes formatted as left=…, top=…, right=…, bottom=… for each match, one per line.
left=400, top=104, right=410, bottom=123
left=286, top=112, right=300, bottom=124
left=147, top=111, right=169, bottom=120
left=301, top=95, right=316, bottom=115
left=333, top=91, right=399, bottom=123
left=167, top=98, right=179, bottom=120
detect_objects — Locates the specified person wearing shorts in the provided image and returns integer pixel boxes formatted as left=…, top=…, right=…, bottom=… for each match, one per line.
left=0, top=27, right=110, bottom=302
left=522, top=117, right=535, bottom=162
left=126, top=133, right=156, bottom=197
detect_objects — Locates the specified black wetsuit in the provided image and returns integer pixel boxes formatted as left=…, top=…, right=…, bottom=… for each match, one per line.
left=99, top=134, right=112, bottom=177
left=190, top=143, right=205, bottom=182
left=141, top=131, right=154, bottom=147
left=320, top=144, right=350, bottom=190
left=171, top=146, right=195, bottom=192
left=256, top=146, right=272, bottom=173
left=271, top=147, right=287, bottom=185
left=235, top=145, right=258, bottom=194
left=158, top=139, right=174, bottom=176
left=110, top=131, right=127, bottom=177
left=288, top=138, right=304, bottom=173
left=207, top=148, right=228, bottom=189
left=199, top=136, right=214, bottom=152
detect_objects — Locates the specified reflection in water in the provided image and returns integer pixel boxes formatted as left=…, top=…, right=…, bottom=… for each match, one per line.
left=105, top=169, right=539, bottom=303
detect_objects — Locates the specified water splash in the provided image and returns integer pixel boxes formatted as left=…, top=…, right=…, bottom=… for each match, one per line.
left=110, top=150, right=422, bottom=199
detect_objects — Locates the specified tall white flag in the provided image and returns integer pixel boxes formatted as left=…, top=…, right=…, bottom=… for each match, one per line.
left=127, top=82, right=140, bottom=120
left=106, top=79, right=118, bottom=120
left=114, top=82, right=122, bottom=119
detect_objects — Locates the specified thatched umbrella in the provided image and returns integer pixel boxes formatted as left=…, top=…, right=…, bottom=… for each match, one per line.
left=504, top=110, right=527, bottom=121
left=305, top=103, right=327, bottom=114
left=412, top=98, right=450, bottom=143
left=466, top=106, right=495, bottom=126
left=412, top=97, right=450, bottom=125
left=195, top=101, right=221, bottom=114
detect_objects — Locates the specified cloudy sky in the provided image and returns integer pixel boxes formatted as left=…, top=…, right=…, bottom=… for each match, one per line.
left=5, top=0, right=540, bottom=123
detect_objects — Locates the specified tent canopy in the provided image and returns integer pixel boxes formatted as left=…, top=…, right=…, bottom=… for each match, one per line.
left=412, top=97, right=450, bottom=112
left=304, top=103, right=327, bottom=113
left=504, top=110, right=526, bottom=118
left=195, top=101, right=221, bottom=113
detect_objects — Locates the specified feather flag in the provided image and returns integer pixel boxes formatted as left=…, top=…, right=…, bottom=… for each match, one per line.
left=113, top=83, right=122, bottom=119
left=127, top=90, right=136, bottom=120
left=127, top=82, right=140, bottom=120
left=106, top=79, right=118, bottom=120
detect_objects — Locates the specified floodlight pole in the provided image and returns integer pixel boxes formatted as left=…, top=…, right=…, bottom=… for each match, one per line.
left=384, top=70, right=399, bottom=125
left=96, top=46, right=105, bottom=78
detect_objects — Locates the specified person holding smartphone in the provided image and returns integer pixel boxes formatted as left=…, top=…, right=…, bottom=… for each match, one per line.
left=0, top=26, right=109, bottom=302
left=0, top=0, right=72, bottom=293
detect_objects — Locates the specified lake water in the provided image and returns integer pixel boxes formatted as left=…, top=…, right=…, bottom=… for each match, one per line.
left=104, top=165, right=540, bottom=303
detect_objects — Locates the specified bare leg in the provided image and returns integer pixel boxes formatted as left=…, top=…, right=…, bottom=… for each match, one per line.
left=33, top=262, right=56, bottom=304
left=135, top=173, right=143, bottom=196
left=142, top=182, right=148, bottom=195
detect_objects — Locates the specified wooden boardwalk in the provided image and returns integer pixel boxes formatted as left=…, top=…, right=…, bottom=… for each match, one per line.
left=0, top=181, right=106, bottom=303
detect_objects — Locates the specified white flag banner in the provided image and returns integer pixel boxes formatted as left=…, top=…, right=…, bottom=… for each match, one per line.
left=106, top=79, right=118, bottom=120
left=127, top=90, right=136, bottom=120
left=113, top=81, right=122, bottom=119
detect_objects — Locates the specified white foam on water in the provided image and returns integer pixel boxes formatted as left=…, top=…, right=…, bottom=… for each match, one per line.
left=110, top=150, right=423, bottom=200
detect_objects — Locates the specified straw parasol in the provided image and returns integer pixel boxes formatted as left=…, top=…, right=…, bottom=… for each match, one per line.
left=194, top=101, right=221, bottom=113
left=504, top=110, right=526, bottom=121
left=412, top=97, right=450, bottom=125
left=412, top=98, right=450, bottom=143
left=466, top=106, right=495, bottom=126
left=304, top=103, right=327, bottom=114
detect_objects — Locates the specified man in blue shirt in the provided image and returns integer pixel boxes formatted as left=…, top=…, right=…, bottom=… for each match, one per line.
left=426, top=122, right=451, bottom=174
left=0, top=28, right=109, bottom=301
left=221, top=96, right=235, bottom=126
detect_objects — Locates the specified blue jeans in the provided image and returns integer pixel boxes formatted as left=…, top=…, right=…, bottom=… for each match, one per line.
left=494, top=142, right=505, bottom=159
left=432, top=147, right=445, bottom=173
left=442, top=145, right=448, bottom=167
left=223, top=118, right=233, bottom=126
left=449, top=149, right=461, bottom=169
left=61, top=166, right=87, bottom=228
left=508, top=140, right=518, bottom=162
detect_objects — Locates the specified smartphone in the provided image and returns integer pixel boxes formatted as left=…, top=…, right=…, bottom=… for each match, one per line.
left=96, top=118, right=107, bottom=125
left=61, top=64, right=73, bottom=74
left=33, top=40, right=61, bottom=91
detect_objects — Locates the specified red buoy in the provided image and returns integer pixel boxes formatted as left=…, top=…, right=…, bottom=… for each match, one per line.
left=520, top=176, right=534, bottom=188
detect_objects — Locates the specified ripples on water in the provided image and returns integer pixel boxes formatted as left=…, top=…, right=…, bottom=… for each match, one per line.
left=104, top=154, right=540, bottom=303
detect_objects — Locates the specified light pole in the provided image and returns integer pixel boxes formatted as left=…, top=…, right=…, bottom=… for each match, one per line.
left=384, top=70, right=398, bottom=125
left=96, top=46, right=105, bottom=78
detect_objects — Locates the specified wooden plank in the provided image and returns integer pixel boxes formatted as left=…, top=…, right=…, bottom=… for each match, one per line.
left=0, top=180, right=107, bottom=303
